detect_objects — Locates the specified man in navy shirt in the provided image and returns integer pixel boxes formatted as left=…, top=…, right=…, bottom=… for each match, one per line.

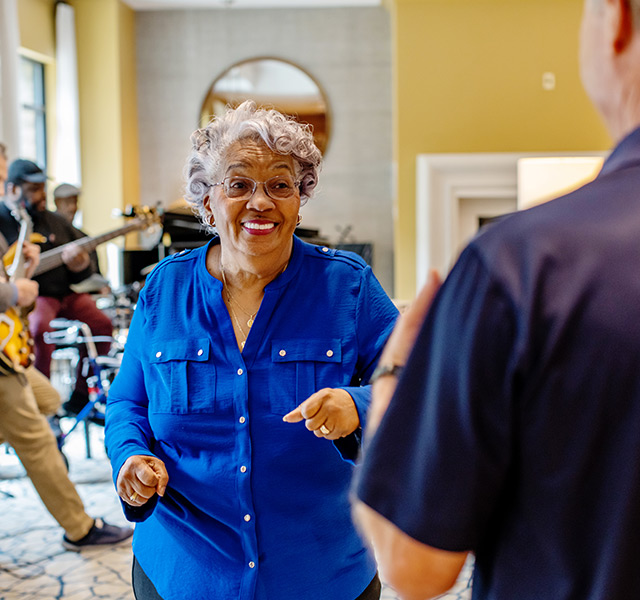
left=355, top=1, right=640, bottom=598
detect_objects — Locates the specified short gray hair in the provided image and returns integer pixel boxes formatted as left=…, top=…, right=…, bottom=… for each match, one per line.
left=184, top=100, right=322, bottom=230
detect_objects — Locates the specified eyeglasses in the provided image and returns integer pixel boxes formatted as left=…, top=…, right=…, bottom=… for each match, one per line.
left=212, top=175, right=300, bottom=202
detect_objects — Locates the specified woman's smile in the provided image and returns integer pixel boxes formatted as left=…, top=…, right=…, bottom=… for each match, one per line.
left=242, top=218, right=277, bottom=235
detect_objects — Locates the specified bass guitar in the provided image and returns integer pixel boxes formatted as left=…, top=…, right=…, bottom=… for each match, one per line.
left=33, top=206, right=160, bottom=277
left=0, top=205, right=160, bottom=374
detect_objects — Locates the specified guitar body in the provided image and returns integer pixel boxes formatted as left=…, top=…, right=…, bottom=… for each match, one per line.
left=0, top=307, right=34, bottom=374
left=2, top=233, right=47, bottom=270
left=0, top=205, right=39, bottom=375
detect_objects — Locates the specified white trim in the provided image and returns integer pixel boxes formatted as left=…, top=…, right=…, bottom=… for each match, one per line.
left=416, top=152, right=607, bottom=289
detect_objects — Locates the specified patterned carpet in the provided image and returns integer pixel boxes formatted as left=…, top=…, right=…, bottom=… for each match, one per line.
left=0, top=422, right=473, bottom=600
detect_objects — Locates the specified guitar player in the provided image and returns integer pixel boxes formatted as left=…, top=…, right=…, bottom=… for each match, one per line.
left=0, top=146, right=133, bottom=549
left=1, top=159, right=113, bottom=418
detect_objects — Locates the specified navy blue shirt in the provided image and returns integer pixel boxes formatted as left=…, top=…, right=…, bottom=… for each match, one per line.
left=106, top=236, right=398, bottom=600
left=357, top=127, right=640, bottom=599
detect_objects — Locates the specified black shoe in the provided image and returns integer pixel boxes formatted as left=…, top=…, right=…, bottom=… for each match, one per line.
left=62, top=518, right=133, bottom=551
left=62, top=390, right=90, bottom=416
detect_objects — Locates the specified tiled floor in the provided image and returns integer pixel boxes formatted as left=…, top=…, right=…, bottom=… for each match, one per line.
left=0, top=421, right=473, bottom=599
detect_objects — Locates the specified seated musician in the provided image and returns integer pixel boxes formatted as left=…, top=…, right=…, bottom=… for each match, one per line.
left=0, top=159, right=112, bottom=416
left=53, top=183, right=110, bottom=294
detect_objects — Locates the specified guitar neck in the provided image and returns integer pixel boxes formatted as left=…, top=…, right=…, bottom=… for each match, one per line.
left=33, top=220, right=145, bottom=277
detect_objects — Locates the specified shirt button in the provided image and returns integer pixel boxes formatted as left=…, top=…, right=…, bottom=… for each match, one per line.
left=197, top=349, right=203, bottom=356
left=279, top=349, right=286, bottom=357
left=322, top=247, right=329, bottom=252
left=155, top=351, right=162, bottom=358
left=248, top=561, right=255, bottom=569
left=239, top=416, right=246, bottom=424
left=326, top=350, right=334, bottom=357
left=240, top=465, right=247, bottom=473
left=237, top=368, right=243, bottom=375
left=244, top=514, right=251, bottom=522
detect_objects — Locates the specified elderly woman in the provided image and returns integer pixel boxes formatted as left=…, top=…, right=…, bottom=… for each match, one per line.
left=105, top=101, right=398, bottom=600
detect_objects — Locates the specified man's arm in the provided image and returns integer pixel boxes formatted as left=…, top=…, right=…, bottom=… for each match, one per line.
left=353, top=503, right=467, bottom=600
left=353, top=271, right=468, bottom=599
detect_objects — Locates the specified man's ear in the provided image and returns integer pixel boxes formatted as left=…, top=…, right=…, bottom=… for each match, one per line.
left=5, top=182, right=20, bottom=198
left=608, top=0, right=634, bottom=53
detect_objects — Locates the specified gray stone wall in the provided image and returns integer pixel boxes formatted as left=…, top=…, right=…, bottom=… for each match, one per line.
left=135, top=6, right=393, bottom=292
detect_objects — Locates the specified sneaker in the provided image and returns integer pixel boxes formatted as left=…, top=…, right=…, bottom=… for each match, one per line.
left=62, top=518, right=133, bottom=551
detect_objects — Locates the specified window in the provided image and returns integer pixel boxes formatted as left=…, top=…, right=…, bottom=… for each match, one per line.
left=19, top=56, right=47, bottom=169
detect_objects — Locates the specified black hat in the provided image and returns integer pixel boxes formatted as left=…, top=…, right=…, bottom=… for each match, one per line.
left=7, top=159, right=47, bottom=185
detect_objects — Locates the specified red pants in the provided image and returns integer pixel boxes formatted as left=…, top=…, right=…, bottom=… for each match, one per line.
left=28, top=293, right=113, bottom=395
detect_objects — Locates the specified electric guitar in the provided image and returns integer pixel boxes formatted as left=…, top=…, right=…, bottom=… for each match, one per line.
left=0, top=204, right=37, bottom=374
left=0, top=206, right=161, bottom=374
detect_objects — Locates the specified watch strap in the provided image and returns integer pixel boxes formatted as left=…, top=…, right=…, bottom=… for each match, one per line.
left=369, top=363, right=404, bottom=384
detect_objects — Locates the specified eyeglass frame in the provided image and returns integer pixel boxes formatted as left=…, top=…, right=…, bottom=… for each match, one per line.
left=210, top=175, right=301, bottom=202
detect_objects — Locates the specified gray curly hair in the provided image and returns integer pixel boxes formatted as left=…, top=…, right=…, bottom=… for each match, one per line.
left=184, top=100, right=322, bottom=231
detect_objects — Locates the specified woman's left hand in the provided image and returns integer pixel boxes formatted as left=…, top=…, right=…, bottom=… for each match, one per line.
left=283, top=388, right=360, bottom=440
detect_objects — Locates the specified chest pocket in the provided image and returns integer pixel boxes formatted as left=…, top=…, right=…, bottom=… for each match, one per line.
left=269, top=339, right=343, bottom=415
left=147, top=339, right=215, bottom=414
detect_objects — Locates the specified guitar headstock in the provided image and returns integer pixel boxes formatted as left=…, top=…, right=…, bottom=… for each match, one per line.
left=9, top=202, right=33, bottom=230
left=116, top=204, right=163, bottom=227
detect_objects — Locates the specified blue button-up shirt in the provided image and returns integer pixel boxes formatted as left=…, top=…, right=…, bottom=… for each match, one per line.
left=106, top=236, right=398, bottom=600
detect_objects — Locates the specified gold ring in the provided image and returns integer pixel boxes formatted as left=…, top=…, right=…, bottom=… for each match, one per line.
left=320, top=424, right=330, bottom=435
left=129, top=492, right=138, bottom=502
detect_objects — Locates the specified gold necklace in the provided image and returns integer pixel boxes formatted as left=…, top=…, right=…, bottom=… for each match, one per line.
left=227, top=304, right=248, bottom=351
left=220, top=263, right=258, bottom=328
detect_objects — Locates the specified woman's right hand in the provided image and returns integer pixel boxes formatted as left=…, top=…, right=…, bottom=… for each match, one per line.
left=117, top=455, right=169, bottom=507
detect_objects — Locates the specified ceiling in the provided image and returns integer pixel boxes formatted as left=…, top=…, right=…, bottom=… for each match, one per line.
left=122, top=0, right=381, bottom=9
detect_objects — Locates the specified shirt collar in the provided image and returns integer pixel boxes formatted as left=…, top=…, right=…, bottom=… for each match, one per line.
left=202, top=234, right=303, bottom=291
left=599, top=125, right=640, bottom=177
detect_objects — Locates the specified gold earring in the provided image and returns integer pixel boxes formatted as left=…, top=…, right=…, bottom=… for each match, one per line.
left=296, top=214, right=302, bottom=227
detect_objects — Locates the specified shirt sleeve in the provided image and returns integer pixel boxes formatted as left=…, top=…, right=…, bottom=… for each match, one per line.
left=105, top=288, right=159, bottom=522
left=355, top=245, right=518, bottom=552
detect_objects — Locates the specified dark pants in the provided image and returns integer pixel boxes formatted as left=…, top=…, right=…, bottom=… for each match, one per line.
left=132, top=556, right=382, bottom=600
left=28, top=293, right=112, bottom=394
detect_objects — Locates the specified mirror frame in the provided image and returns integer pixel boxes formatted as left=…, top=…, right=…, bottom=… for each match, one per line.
left=199, top=56, right=332, bottom=155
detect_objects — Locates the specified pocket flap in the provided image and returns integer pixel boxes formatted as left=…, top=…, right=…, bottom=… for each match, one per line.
left=149, top=339, right=210, bottom=363
left=271, top=339, right=341, bottom=363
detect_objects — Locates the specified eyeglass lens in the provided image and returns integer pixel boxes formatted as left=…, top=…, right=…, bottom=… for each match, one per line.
left=223, top=176, right=297, bottom=200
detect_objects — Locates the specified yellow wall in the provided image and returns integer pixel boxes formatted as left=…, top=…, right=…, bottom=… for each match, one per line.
left=392, top=0, right=612, bottom=300
left=71, top=0, right=140, bottom=241
left=18, top=0, right=56, bottom=58
left=19, top=0, right=140, bottom=244
left=119, top=1, right=141, bottom=213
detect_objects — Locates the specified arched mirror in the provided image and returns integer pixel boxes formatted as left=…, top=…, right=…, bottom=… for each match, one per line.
left=199, top=57, right=331, bottom=154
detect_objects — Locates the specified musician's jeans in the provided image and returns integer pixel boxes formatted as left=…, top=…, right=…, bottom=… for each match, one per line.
left=28, top=293, right=112, bottom=396
left=0, top=367, right=94, bottom=540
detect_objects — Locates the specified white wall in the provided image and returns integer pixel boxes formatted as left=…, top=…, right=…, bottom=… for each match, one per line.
left=135, top=6, right=393, bottom=292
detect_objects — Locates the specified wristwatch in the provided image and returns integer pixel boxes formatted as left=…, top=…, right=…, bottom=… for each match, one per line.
left=369, top=363, right=404, bottom=384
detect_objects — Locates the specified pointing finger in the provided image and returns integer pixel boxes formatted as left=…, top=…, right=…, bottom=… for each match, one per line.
left=282, top=405, right=304, bottom=423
